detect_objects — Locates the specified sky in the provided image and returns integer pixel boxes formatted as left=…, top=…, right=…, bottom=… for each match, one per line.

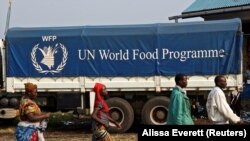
left=0, top=0, right=202, bottom=39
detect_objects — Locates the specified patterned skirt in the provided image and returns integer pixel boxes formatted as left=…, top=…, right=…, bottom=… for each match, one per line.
left=15, top=121, right=45, bottom=141
left=92, top=125, right=112, bottom=141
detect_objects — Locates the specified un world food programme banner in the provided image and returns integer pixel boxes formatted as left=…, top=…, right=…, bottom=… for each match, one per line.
left=7, top=30, right=242, bottom=77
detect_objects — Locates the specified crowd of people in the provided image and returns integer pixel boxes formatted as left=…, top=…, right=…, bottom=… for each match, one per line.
left=14, top=73, right=244, bottom=140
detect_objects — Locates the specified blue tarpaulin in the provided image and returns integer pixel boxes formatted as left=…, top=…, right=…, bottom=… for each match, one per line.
left=241, top=84, right=250, bottom=99
left=6, top=18, right=243, bottom=77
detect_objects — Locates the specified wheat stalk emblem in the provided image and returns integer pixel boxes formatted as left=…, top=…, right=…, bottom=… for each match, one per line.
left=31, top=43, right=68, bottom=74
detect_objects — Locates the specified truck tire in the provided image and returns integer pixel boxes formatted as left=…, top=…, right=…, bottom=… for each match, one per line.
left=106, top=97, right=134, bottom=133
left=141, top=96, right=169, bottom=125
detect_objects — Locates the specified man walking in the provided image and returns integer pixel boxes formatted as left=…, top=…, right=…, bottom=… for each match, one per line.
left=206, top=75, right=243, bottom=124
left=167, top=74, right=194, bottom=125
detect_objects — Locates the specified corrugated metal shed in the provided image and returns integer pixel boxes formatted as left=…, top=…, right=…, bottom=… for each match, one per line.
left=184, top=0, right=250, bottom=13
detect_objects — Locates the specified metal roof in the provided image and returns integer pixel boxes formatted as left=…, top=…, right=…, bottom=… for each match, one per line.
left=183, top=0, right=250, bottom=13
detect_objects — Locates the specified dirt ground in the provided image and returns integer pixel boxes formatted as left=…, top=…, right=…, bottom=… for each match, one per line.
left=0, top=119, right=212, bottom=141
left=0, top=129, right=137, bottom=141
left=0, top=111, right=138, bottom=141
left=1, top=106, right=249, bottom=141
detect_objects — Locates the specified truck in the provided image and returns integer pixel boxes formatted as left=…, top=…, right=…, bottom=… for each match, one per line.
left=0, top=18, right=243, bottom=132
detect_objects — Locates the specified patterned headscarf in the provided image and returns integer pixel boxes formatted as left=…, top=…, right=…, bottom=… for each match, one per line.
left=25, top=82, right=37, bottom=93
left=93, top=83, right=109, bottom=113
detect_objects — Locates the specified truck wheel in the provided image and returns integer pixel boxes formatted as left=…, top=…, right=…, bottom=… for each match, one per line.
left=141, top=96, right=169, bottom=125
left=106, top=97, right=134, bottom=133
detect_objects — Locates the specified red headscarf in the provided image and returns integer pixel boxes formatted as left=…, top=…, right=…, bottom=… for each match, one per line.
left=93, top=83, right=109, bottom=113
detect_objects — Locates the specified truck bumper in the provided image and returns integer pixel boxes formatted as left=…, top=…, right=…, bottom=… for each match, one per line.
left=0, top=108, right=18, bottom=119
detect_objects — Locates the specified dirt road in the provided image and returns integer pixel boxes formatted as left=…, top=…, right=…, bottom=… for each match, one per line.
left=0, top=128, right=137, bottom=141
left=0, top=118, right=213, bottom=141
left=0, top=112, right=138, bottom=141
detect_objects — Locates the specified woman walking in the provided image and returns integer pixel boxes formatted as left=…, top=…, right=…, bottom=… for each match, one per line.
left=16, top=82, right=50, bottom=141
left=91, top=83, right=121, bottom=141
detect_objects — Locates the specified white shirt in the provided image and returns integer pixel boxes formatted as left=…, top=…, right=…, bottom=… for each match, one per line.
left=206, top=87, right=240, bottom=124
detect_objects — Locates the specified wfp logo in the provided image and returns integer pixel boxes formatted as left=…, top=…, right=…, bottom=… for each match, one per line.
left=31, top=43, right=68, bottom=74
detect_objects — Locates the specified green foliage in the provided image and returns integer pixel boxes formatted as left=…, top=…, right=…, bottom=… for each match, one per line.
left=48, top=111, right=74, bottom=128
